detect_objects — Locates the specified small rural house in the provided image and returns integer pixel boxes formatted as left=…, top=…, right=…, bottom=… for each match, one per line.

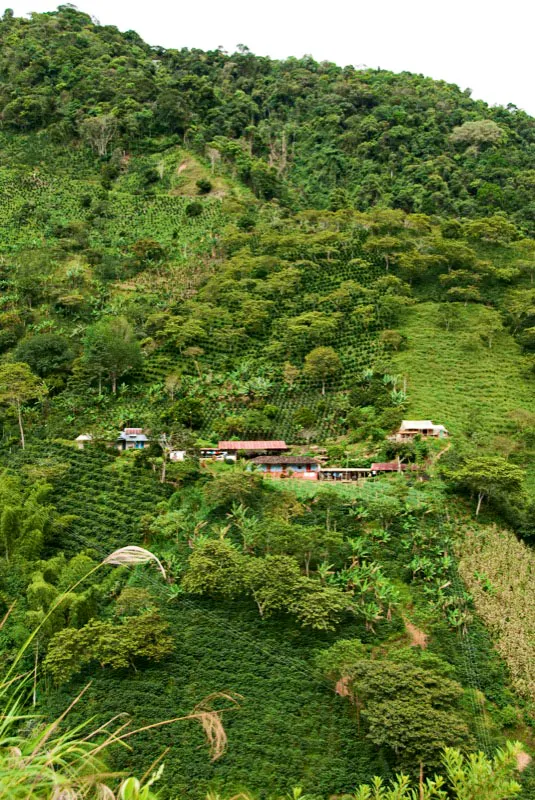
left=250, top=456, right=320, bottom=480
left=117, top=428, right=149, bottom=451
left=390, top=420, right=449, bottom=442
left=218, top=440, right=288, bottom=458
left=75, top=434, right=93, bottom=450
left=169, top=450, right=186, bottom=461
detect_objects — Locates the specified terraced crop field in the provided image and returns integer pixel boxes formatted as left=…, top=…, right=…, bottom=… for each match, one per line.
left=0, top=442, right=172, bottom=554
left=393, top=301, right=535, bottom=480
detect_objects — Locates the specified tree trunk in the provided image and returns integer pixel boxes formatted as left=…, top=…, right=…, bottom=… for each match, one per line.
left=111, top=373, right=117, bottom=394
left=419, top=763, right=424, bottom=800
left=280, top=129, right=287, bottom=174
left=476, top=492, right=484, bottom=516
left=304, top=553, right=311, bottom=577
left=161, top=455, right=167, bottom=483
left=17, top=399, right=25, bottom=449
left=321, top=379, right=325, bottom=396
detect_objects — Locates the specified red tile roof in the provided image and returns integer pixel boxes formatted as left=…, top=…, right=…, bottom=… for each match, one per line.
left=371, top=461, right=404, bottom=472
left=219, top=440, right=288, bottom=451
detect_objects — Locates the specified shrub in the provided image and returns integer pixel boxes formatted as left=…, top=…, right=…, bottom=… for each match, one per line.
left=196, top=178, right=213, bottom=194
left=185, top=201, right=203, bottom=218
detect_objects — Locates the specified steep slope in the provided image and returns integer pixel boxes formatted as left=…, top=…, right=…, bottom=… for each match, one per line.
left=2, top=6, right=535, bottom=799
left=393, top=303, right=535, bottom=461
left=2, top=7, right=535, bottom=224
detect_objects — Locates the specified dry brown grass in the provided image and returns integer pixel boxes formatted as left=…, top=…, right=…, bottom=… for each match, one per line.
left=459, top=524, right=535, bottom=699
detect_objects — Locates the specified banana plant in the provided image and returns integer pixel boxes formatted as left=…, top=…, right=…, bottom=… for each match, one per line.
left=409, top=555, right=437, bottom=582
left=347, top=536, right=371, bottom=566
left=361, top=601, right=384, bottom=632
left=375, top=580, right=401, bottom=621
left=316, top=560, right=335, bottom=585
left=371, top=528, right=391, bottom=545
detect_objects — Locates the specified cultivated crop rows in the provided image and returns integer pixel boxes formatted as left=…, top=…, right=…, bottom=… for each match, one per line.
left=1, top=442, right=171, bottom=553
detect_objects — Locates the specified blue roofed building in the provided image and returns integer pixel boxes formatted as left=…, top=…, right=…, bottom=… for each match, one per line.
left=117, top=427, right=149, bottom=451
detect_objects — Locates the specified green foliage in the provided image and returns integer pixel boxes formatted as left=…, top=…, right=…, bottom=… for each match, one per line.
left=350, top=660, right=471, bottom=770
left=448, top=456, right=525, bottom=515
left=15, top=334, right=73, bottom=378
left=185, top=201, right=203, bottom=217
left=352, top=742, right=522, bottom=799
left=82, top=316, right=142, bottom=394
left=44, top=611, right=174, bottom=683
left=0, top=362, right=46, bottom=448
left=303, top=346, right=343, bottom=395
left=449, top=119, right=505, bottom=148
left=182, top=539, right=248, bottom=598
left=203, top=468, right=264, bottom=511
left=196, top=178, right=213, bottom=194
left=2, top=7, right=533, bottom=226
left=182, top=544, right=351, bottom=630
left=0, top=9, right=535, bottom=798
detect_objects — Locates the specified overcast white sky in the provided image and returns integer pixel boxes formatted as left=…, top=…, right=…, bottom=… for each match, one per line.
left=9, top=0, right=535, bottom=116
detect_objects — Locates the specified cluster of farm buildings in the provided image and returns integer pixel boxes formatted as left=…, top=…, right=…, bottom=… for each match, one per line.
left=76, top=420, right=448, bottom=483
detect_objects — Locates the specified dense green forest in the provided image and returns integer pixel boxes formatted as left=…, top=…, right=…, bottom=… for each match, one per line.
left=2, top=5, right=535, bottom=798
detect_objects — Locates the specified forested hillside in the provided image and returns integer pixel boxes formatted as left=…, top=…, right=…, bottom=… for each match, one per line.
left=2, top=6, right=535, bottom=799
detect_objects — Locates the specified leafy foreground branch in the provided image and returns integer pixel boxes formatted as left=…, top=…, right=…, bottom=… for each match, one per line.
left=349, top=742, right=523, bottom=799
left=0, top=546, right=239, bottom=799
left=273, top=745, right=524, bottom=800
left=0, top=682, right=237, bottom=799
left=0, top=546, right=526, bottom=799
left=0, top=678, right=524, bottom=800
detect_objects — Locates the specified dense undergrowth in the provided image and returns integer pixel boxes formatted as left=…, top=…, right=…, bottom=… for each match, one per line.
left=2, top=5, right=535, bottom=798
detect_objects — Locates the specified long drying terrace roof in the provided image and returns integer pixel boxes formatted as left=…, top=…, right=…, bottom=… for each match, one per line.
left=218, top=440, right=288, bottom=451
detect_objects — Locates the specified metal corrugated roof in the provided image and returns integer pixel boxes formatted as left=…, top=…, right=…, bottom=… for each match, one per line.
left=219, top=440, right=287, bottom=451
left=251, top=456, right=319, bottom=465
left=400, top=420, right=447, bottom=431
left=118, top=432, right=148, bottom=441
left=371, top=461, right=403, bottom=471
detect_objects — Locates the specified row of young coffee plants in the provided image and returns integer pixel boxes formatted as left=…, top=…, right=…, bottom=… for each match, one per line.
left=0, top=442, right=171, bottom=553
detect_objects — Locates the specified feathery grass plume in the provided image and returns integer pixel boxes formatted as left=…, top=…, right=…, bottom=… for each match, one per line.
left=107, top=691, right=241, bottom=762
left=8, top=546, right=167, bottom=680
left=0, top=672, right=239, bottom=796
left=0, top=552, right=238, bottom=797
left=0, top=680, right=122, bottom=799
left=192, top=692, right=236, bottom=762
left=102, top=547, right=167, bottom=580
